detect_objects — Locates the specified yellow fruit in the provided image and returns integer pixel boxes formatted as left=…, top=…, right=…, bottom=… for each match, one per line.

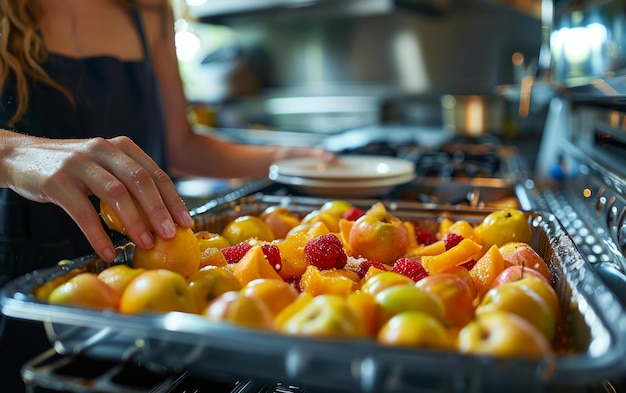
left=99, top=198, right=150, bottom=235
left=241, top=278, right=299, bottom=316
left=195, top=231, right=230, bottom=250
left=222, top=215, right=275, bottom=245
left=120, top=269, right=195, bottom=314
left=132, top=226, right=201, bottom=278
left=188, top=266, right=242, bottom=313
left=97, top=264, right=145, bottom=296
left=476, top=208, right=532, bottom=249
left=48, top=273, right=120, bottom=310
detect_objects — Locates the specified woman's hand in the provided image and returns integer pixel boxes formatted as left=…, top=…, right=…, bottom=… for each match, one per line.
left=0, top=132, right=192, bottom=262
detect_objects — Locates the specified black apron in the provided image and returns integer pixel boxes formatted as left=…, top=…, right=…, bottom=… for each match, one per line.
left=0, top=10, right=167, bottom=393
left=0, top=10, right=167, bottom=278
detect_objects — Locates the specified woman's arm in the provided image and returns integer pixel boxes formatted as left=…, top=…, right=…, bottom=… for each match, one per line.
left=144, top=2, right=331, bottom=180
left=0, top=129, right=192, bottom=261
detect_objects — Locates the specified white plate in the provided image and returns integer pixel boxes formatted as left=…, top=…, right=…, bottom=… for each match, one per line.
left=269, top=155, right=415, bottom=180
left=269, top=172, right=415, bottom=198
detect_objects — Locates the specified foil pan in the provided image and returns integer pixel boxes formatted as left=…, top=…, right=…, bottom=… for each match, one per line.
left=2, top=193, right=626, bottom=393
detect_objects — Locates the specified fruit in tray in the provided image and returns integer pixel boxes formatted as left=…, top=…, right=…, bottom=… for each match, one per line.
left=40, top=201, right=560, bottom=360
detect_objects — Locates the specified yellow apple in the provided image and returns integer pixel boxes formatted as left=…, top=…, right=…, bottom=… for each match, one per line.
left=280, top=294, right=367, bottom=338
left=348, top=205, right=409, bottom=264
left=195, top=231, right=230, bottom=250
left=48, top=272, right=120, bottom=310
left=475, top=208, right=532, bottom=249
left=221, top=215, right=275, bottom=245
left=259, top=206, right=302, bottom=239
left=188, top=266, right=242, bottom=313
left=457, top=311, right=553, bottom=359
left=377, top=311, right=452, bottom=350
left=203, top=291, right=275, bottom=331
left=476, top=282, right=556, bottom=341
left=360, top=271, right=415, bottom=297
left=97, top=264, right=145, bottom=296
left=301, top=210, right=340, bottom=233
left=319, top=200, right=354, bottom=219
left=241, top=278, right=299, bottom=316
left=119, top=269, right=195, bottom=314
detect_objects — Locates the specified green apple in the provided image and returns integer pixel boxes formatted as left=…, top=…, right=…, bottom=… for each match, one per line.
left=348, top=204, right=409, bottom=264
left=377, top=311, right=451, bottom=349
left=476, top=208, right=532, bottom=249
left=476, top=282, right=556, bottom=341
left=280, top=294, right=367, bottom=338
left=374, top=284, right=445, bottom=329
left=458, top=311, right=553, bottom=359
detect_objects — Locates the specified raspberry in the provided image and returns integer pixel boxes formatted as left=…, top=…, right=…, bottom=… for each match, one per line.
left=304, top=233, right=347, bottom=270
left=285, top=276, right=303, bottom=293
left=443, top=233, right=464, bottom=250
left=221, top=242, right=253, bottom=264
left=461, top=259, right=477, bottom=271
left=343, top=207, right=366, bottom=221
left=356, top=259, right=387, bottom=279
left=260, top=243, right=282, bottom=273
left=414, top=226, right=436, bottom=245
left=392, top=257, right=429, bottom=282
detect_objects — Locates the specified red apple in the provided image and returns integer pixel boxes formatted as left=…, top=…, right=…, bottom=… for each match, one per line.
left=498, top=242, right=552, bottom=282
left=491, top=265, right=550, bottom=289
left=348, top=203, right=409, bottom=264
left=416, top=273, right=475, bottom=327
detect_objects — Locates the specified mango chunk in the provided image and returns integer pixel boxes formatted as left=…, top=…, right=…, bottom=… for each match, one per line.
left=230, top=245, right=282, bottom=286
left=468, top=244, right=505, bottom=300
left=422, top=238, right=482, bottom=275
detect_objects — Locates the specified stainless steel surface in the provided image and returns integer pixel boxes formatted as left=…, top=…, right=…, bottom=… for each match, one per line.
left=185, top=4, right=541, bottom=113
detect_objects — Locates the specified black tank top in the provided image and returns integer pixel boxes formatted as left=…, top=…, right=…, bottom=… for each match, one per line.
left=0, top=10, right=167, bottom=276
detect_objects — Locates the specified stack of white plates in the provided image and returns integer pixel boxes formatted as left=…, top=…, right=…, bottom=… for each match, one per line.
left=269, top=155, right=415, bottom=198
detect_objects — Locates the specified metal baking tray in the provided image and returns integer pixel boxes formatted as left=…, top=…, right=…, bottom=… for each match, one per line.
left=3, top=193, right=626, bottom=393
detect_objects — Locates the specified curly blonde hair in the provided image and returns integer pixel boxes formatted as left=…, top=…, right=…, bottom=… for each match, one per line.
left=0, top=0, right=138, bottom=126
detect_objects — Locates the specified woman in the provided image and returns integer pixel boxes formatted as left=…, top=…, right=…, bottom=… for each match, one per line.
left=0, top=0, right=330, bottom=273
left=0, top=1, right=329, bottom=390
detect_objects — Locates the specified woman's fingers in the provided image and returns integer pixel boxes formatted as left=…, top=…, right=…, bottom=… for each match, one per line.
left=108, top=136, right=192, bottom=232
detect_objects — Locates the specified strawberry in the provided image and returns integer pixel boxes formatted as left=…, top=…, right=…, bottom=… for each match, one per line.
left=304, top=233, right=347, bottom=270
left=392, top=257, right=429, bottom=282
